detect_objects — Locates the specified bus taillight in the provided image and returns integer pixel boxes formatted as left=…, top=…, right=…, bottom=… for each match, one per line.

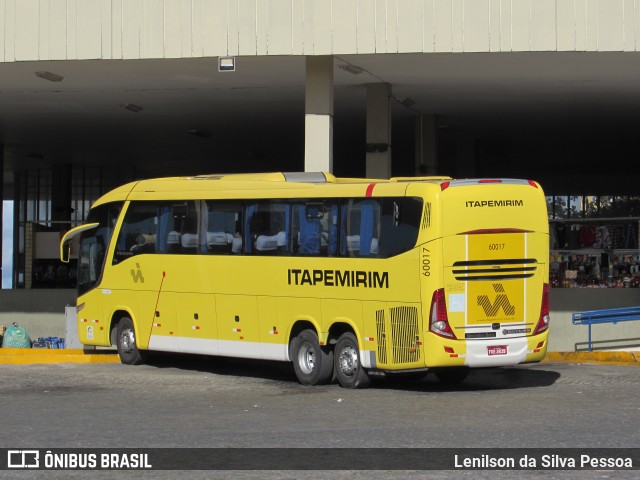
left=534, top=283, right=550, bottom=335
left=429, top=288, right=457, bottom=339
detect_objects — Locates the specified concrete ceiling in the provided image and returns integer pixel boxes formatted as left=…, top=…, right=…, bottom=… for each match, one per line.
left=2, top=51, right=640, bottom=191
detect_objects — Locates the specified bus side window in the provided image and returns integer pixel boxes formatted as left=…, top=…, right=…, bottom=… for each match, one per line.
left=379, top=197, right=422, bottom=257
left=248, top=202, right=289, bottom=255
left=291, top=201, right=337, bottom=257
left=113, top=202, right=159, bottom=262
left=178, top=202, right=198, bottom=254
left=249, top=210, right=271, bottom=254
left=326, top=203, right=339, bottom=256
left=205, top=200, right=243, bottom=254
left=296, top=204, right=321, bottom=255
left=341, top=199, right=380, bottom=257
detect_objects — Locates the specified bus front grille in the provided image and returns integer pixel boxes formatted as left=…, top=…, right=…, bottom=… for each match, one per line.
left=376, top=309, right=387, bottom=364
left=452, top=258, right=538, bottom=281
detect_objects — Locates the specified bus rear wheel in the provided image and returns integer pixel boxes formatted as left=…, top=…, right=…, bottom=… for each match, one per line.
left=291, top=330, right=333, bottom=386
left=116, top=317, right=147, bottom=365
left=334, top=332, right=370, bottom=389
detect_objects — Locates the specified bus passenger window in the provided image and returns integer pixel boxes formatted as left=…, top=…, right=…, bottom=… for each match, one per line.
left=178, top=203, right=198, bottom=254
left=293, top=204, right=317, bottom=255
left=292, top=201, right=338, bottom=257
left=341, top=199, right=380, bottom=257
left=114, top=202, right=159, bottom=262
left=205, top=200, right=243, bottom=254
left=378, top=197, right=422, bottom=257
left=246, top=202, right=290, bottom=255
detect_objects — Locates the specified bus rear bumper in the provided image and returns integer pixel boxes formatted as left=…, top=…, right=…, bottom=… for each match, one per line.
left=464, top=337, right=528, bottom=367
left=425, top=334, right=548, bottom=368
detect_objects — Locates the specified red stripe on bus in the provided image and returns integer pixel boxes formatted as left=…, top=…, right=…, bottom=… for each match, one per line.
left=366, top=183, right=376, bottom=197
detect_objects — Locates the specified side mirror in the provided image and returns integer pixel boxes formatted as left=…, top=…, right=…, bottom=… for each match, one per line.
left=61, top=239, right=72, bottom=263
left=59, top=223, right=100, bottom=263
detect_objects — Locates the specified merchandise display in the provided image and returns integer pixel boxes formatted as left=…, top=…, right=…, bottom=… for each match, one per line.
left=549, top=219, right=640, bottom=288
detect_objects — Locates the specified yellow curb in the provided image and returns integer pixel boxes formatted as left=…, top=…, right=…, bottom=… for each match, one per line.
left=2, top=348, right=639, bottom=366
left=0, top=348, right=119, bottom=365
left=1, top=348, right=90, bottom=355
left=544, top=351, right=640, bottom=366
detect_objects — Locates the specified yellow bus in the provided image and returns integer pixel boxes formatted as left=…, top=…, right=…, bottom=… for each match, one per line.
left=60, top=172, right=550, bottom=388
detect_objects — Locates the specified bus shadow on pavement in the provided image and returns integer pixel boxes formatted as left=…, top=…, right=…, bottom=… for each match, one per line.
left=143, top=352, right=561, bottom=392
left=376, top=366, right=561, bottom=393
left=144, top=352, right=300, bottom=383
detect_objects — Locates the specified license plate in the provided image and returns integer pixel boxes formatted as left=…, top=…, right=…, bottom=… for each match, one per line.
left=487, top=345, right=507, bottom=356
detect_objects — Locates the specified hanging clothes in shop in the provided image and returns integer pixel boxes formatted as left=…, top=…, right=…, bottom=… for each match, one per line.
left=593, top=226, right=612, bottom=249
left=568, top=224, right=581, bottom=249
left=555, top=223, right=567, bottom=249
left=578, top=225, right=596, bottom=248
left=622, top=223, right=638, bottom=249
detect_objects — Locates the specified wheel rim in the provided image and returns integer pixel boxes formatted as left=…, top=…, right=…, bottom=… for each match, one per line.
left=338, top=344, right=359, bottom=377
left=297, top=341, right=316, bottom=375
left=120, top=327, right=135, bottom=355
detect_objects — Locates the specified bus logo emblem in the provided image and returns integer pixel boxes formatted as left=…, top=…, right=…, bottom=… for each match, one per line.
left=477, top=284, right=515, bottom=317
left=131, top=263, right=145, bottom=283
left=7, top=450, right=39, bottom=468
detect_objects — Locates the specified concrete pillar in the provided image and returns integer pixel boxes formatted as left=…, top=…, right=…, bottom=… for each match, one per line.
left=304, top=56, right=334, bottom=173
left=415, top=115, right=438, bottom=176
left=365, top=83, right=392, bottom=179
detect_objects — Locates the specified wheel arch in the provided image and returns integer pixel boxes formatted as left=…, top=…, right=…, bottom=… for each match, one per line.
left=327, top=321, right=358, bottom=347
left=287, top=320, right=317, bottom=360
left=109, top=308, right=137, bottom=347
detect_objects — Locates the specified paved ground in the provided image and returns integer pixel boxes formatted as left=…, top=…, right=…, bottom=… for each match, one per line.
left=0, top=354, right=638, bottom=479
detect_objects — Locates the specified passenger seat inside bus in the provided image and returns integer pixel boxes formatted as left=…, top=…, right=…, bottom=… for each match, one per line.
left=346, top=235, right=379, bottom=256
left=167, top=231, right=181, bottom=253
left=207, top=231, right=235, bottom=253
left=255, top=234, right=278, bottom=252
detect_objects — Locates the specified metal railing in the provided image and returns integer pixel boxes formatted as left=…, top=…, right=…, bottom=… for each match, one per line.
left=572, top=306, right=640, bottom=352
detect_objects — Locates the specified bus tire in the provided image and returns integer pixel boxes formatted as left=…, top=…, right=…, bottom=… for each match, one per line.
left=432, top=367, right=470, bottom=385
left=334, top=332, right=370, bottom=389
left=291, top=330, right=333, bottom=386
left=116, top=317, right=147, bottom=365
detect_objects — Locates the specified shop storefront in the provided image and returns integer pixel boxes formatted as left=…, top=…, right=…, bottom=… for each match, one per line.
left=547, top=195, right=640, bottom=289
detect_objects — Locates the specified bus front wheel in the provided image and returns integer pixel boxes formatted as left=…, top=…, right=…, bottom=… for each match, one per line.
left=334, top=332, right=370, bottom=389
left=116, top=317, right=147, bottom=365
left=291, top=330, right=333, bottom=386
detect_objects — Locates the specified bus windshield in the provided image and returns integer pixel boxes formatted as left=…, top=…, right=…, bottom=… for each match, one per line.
left=77, top=202, right=122, bottom=296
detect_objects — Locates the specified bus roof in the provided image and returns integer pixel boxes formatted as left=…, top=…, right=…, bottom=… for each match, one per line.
left=90, top=172, right=456, bottom=207
left=90, top=172, right=545, bottom=209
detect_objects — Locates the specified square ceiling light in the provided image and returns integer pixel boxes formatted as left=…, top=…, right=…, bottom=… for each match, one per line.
left=218, top=57, right=236, bottom=72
